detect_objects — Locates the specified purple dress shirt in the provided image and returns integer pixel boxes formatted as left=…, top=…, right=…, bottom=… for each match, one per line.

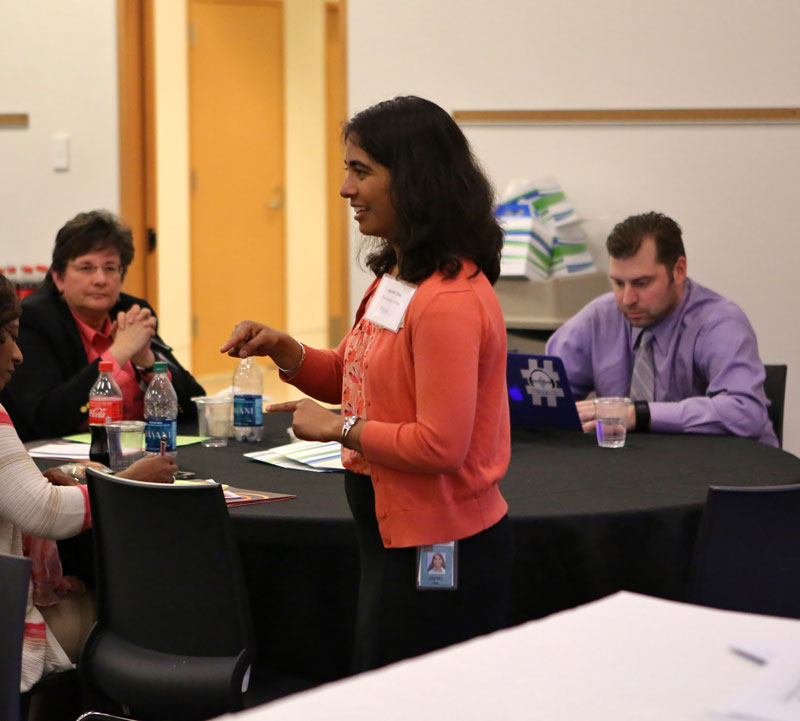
left=545, top=278, right=778, bottom=446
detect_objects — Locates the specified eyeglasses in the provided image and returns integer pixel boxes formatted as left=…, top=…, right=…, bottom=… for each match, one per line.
left=68, top=263, right=123, bottom=277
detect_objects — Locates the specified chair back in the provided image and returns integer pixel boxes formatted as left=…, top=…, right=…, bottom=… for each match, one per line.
left=689, top=483, right=800, bottom=618
left=0, top=552, right=31, bottom=721
left=82, top=468, right=256, bottom=720
left=763, top=364, right=787, bottom=448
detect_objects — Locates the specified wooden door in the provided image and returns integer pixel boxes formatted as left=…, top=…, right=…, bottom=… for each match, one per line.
left=189, top=0, right=285, bottom=377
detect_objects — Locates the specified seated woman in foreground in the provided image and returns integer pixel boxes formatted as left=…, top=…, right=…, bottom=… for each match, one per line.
left=0, top=273, right=176, bottom=692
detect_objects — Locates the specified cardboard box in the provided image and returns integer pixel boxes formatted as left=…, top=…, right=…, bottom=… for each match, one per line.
left=496, top=272, right=609, bottom=330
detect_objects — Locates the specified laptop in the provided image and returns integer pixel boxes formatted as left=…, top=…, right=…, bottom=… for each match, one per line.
left=506, top=352, right=582, bottom=431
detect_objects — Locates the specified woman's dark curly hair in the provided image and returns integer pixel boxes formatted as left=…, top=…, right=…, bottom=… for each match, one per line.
left=344, top=96, right=503, bottom=285
left=0, top=273, right=21, bottom=331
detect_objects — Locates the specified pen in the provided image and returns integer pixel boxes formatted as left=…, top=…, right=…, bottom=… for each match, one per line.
left=160, top=433, right=167, bottom=457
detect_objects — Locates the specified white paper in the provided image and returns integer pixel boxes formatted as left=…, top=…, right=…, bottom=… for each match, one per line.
left=28, top=442, right=91, bottom=460
left=245, top=440, right=344, bottom=472
left=712, top=648, right=800, bottom=721
left=731, top=641, right=790, bottom=666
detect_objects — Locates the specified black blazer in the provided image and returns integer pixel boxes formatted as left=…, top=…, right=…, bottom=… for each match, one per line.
left=0, top=281, right=205, bottom=441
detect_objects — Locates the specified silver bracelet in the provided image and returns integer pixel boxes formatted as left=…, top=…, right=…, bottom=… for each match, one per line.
left=341, top=415, right=359, bottom=443
left=277, top=342, right=305, bottom=375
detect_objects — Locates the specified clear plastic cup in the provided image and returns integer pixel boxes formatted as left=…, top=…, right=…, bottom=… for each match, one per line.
left=594, top=397, right=631, bottom=448
left=194, top=397, right=233, bottom=448
left=105, top=420, right=146, bottom=470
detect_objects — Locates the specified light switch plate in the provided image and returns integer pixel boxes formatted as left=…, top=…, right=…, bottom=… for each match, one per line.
left=51, top=133, right=70, bottom=171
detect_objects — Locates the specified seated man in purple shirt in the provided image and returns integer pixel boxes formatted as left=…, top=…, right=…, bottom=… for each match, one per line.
left=545, top=211, right=778, bottom=446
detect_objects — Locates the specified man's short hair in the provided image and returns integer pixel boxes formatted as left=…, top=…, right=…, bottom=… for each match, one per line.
left=606, top=211, right=686, bottom=271
left=51, top=210, right=134, bottom=277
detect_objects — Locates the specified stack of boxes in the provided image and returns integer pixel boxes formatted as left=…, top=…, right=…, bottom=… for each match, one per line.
left=496, top=178, right=595, bottom=280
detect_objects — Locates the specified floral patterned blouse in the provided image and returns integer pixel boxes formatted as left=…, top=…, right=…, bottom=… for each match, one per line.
left=340, top=315, right=379, bottom=475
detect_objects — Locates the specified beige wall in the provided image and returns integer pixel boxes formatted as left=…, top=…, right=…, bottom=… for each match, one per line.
left=0, top=2, right=119, bottom=264
left=347, top=0, right=800, bottom=454
left=3, top=0, right=799, bottom=451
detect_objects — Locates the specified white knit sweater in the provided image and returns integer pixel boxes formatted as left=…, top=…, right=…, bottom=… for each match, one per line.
left=0, top=404, right=89, bottom=691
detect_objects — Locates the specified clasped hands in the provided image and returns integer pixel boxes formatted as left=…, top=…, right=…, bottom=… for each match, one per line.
left=109, top=304, right=157, bottom=368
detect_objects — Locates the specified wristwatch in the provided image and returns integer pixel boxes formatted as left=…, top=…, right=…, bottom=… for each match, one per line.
left=341, top=415, right=360, bottom=443
left=634, top=401, right=651, bottom=431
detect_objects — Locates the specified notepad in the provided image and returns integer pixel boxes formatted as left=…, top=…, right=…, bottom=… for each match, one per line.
left=245, top=440, right=344, bottom=472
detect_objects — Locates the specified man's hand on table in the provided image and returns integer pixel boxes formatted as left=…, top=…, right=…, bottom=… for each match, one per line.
left=576, top=399, right=637, bottom=433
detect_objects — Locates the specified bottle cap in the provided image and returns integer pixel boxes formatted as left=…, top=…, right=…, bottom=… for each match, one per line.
left=98, top=361, right=113, bottom=372
left=153, top=361, right=168, bottom=373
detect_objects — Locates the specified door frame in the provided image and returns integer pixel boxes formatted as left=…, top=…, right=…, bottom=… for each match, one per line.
left=117, top=0, right=157, bottom=306
left=325, top=0, right=348, bottom=346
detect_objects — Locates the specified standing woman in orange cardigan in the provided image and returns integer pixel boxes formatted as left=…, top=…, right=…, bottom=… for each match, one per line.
left=222, top=95, right=514, bottom=671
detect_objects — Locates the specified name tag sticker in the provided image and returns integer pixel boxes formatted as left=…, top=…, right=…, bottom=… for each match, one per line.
left=364, top=274, right=417, bottom=333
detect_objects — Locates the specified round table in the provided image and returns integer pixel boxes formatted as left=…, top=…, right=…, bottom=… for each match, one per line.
left=169, top=419, right=800, bottom=679
left=45, top=417, right=800, bottom=681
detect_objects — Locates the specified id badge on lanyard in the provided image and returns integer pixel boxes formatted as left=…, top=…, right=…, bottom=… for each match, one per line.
left=364, top=274, right=417, bottom=332
left=416, top=541, right=458, bottom=590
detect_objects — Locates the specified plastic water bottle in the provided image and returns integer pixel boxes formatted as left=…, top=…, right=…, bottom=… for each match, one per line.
left=144, top=361, right=178, bottom=457
left=233, top=357, right=263, bottom=442
left=89, top=361, right=123, bottom=466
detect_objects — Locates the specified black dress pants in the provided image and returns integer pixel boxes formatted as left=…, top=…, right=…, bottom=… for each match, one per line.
left=345, top=471, right=515, bottom=673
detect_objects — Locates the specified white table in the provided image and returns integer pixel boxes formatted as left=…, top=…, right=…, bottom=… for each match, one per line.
left=216, top=592, right=800, bottom=721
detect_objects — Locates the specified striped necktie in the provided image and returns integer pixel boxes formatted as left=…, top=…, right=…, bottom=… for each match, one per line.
left=629, top=329, right=655, bottom=401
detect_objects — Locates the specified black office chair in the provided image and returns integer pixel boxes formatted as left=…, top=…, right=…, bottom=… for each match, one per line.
left=0, top=553, right=30, bottom=721
left=763, top=364, right=787, bottom=448
left=82, top=468, right=315, bottom=721
left=689, top=483, right=800, bottom=619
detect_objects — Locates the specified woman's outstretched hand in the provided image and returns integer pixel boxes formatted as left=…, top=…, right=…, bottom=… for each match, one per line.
left=268, top=399, right=342, bottom=443
left=221, top=321, right=305, bottom=372
left=221, top=321, right=281, bottom=359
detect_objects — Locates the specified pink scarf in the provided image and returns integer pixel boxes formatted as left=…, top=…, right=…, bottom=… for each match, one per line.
left=22, top=534, right=86, bottom=606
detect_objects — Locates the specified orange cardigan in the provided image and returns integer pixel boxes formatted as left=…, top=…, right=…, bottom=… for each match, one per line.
left=287, top=262, right=510, bottom=548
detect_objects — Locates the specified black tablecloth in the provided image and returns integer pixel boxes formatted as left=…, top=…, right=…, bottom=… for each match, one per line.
left=46, top=417, right=800, bottom=681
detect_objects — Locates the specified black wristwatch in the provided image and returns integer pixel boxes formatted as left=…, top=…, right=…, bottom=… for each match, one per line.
left=634, top=401, right=651, bottom=432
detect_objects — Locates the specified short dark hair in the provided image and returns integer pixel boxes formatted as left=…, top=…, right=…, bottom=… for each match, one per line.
left=344, top=96, right=503, bottom=285
left=606, top=211, right=686, bottom=271
left=0, top=273, right=21, bottom=329
left=50, top=210, right=135, bottom=278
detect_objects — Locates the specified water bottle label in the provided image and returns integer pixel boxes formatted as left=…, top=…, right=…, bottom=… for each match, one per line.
left=89, top=398, right=123, bottom=425
left=234, top=395, right=263, bottom=427
left=145, top=419, right=177, bottom=453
